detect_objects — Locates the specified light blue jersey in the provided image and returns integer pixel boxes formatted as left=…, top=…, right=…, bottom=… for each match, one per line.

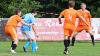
left=21, top=13, right=36, bottom=31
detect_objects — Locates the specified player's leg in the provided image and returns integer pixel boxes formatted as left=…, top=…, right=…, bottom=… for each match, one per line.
left=23, top=39, right=30, bottom=52
left=5, top=26, right=18, bottom=53
left=31, top=39, right=37, bottom=52
left=71, top=26, right=82, bottom=46
left=11, top=41, right=14, bottom=49
left=10, top=28, right=19, bottom=53
left=88, top=30, right=95, bottom=46
left=22, top=31, right=30, bottom=52
left=71, top=32, right=78, bottom=46
left=64, top=36, right=70, bottom=54
left=71, top=37, right=75, bottom=46
left=11, top=39, right=18, bottom=53
left=30, top=31, right=38, bottom=52
left=25, top=31, right=38, bottom=52
left=5, top=27, right=14, bottom=48
left=63, top=29, right=72, bottom=54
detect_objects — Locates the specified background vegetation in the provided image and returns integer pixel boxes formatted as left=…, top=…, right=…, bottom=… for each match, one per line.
left=0, top=0, right=100, bottom=18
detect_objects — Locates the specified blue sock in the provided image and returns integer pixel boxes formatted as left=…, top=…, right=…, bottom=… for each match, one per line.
left=24, top=40, right=30, bottom=49
left=32, top=41, right=37, bottom=52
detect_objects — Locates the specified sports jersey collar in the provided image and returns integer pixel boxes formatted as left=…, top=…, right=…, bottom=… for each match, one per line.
left=28, top=13, right=32, bottom=15
left=80, top=9, right=87, bottom=12
left=69, top=8, right=74, bottom=9
left=28, top=13, right=35, bottom=17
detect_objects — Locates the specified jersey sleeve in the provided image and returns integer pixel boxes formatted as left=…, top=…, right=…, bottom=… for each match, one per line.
left=23, top=15, right=30, bottom=22
left=76, top=11, right=82, bottom=19
left=88, top=11, right=92, bottom=18
left=87, top=11, right=92, bottom=24
left=60, top=10, right=65, bottom=17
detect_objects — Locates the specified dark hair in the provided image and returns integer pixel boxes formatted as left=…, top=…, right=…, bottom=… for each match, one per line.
left=15, top=8, right=21, bottom=15
left=31, top=9, right=37, bottom=13
left=68, top=0, right=75, bottom=8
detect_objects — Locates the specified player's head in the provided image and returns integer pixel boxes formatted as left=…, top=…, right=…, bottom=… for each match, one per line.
left=81, top=3, right=86, bottom=10
left=31, top=9, right=37, bottom=16
left=68, top=0, right=75, bottom=8
left=15, top=8, right=21, bottom=16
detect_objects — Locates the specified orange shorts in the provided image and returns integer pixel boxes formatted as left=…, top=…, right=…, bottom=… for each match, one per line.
left=64, top=24, right=75, bottom=36
left=5, top=26, right=18, bottom=40
left=64, top=29, right=73, bottom=36
left=76, top=25, right=90, bottom=32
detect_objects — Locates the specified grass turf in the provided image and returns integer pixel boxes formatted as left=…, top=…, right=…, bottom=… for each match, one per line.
left=0, top=41, right=100, bottom=56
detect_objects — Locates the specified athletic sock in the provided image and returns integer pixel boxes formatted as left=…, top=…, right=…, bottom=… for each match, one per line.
left=32, top=41, right=37, bottom=52
left=11, top=41, right=14, bottom=47
left=12, top=44, right=17, bottom=50
left=64, top=39, right=70, bottom=51
left=68, top=39, right=70, bottom=47
left=24, top=40, right=30, bottom=49
left=71, top=37, right=75, bottom=46
left=90, top=35, right=95, bottom=46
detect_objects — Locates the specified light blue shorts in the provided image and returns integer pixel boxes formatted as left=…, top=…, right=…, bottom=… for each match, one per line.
left=22, top=31, right=35, bottom=40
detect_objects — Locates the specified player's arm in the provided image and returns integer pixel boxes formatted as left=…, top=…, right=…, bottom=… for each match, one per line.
left=58, top=16, right=62, bottom=24
left=88, top=12, right=92, bottom=19
left=80, top=17, right=89, bottom=26
left=58, top=10, right=65, bottom=24
left=17, top=16, right=31, bottom=26
left=32, top=24, right=38, bottom=37
left=75, top=18, right=79, bottom=27
left=88, top=11, right=92, bottom=25
left=80, top=16, right=89, bottom=26
left=30, top=15, right=38, bottom=37
left=77, top=11, right=89, bottom=26
left=32, top=24, right=36, bottom=34
left=88, top=11, right=92, bottom=30
left=21, top=20, right=31, bottom=26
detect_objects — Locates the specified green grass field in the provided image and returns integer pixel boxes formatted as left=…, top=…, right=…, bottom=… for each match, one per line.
left=0, top=41, right=100, bottom=56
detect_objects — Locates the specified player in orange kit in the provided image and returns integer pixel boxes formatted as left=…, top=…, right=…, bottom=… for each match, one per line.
left=71, top=3, right=95, bottom=47
left=5, top=9, right=30, bottom=53
left=58, top=1, right=89, bottom=55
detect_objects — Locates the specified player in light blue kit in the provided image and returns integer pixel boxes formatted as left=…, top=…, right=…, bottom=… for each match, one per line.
left=21, top=9, right=38, bottom=53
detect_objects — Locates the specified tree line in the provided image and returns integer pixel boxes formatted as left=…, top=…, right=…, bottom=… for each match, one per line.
left=0, top=0, right=100, bottom=18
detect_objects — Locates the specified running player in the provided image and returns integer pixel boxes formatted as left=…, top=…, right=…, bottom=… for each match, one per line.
left=58, top=1, right=89, bottom=55
left=21, top=9, right=38, bottom=53
left=4, top=9, right=30, bottom=53
left=71, top=3, right=95, bottom=46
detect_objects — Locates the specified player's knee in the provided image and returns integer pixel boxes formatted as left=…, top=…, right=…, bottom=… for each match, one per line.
left=89, top=31, right=93, bottom=35
left=73, top=32, right=78, bottom=37
left=64, top=35, right=70, bottom=40
left=14, top=39, right=18, bottom=45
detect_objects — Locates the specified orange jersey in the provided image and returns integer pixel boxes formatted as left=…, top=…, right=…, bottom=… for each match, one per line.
left=76, top=9, right=91, bottom=32
left=60, top=8, right=81, bottom=36
left=60, top=8, right=80, bottom=30
left=78, top=9, right=91, bottom=26
left=6, top=15, right=22, bottom=27
left=5, top=15, right=22, bottom=40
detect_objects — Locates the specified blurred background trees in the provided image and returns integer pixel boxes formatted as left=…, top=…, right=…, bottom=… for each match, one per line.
left=0, top=0, right=100, bottom=18
left=0, top=0, right=42, bottom=18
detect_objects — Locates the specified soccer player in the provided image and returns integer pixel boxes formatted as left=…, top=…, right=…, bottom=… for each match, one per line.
left=71, top=3, right=95, bottom=46
left=58, top=1, right=89, bottom=55
left=4, top=9, right=30, bottom=53
left=21, top=9, right=38, bottom=53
